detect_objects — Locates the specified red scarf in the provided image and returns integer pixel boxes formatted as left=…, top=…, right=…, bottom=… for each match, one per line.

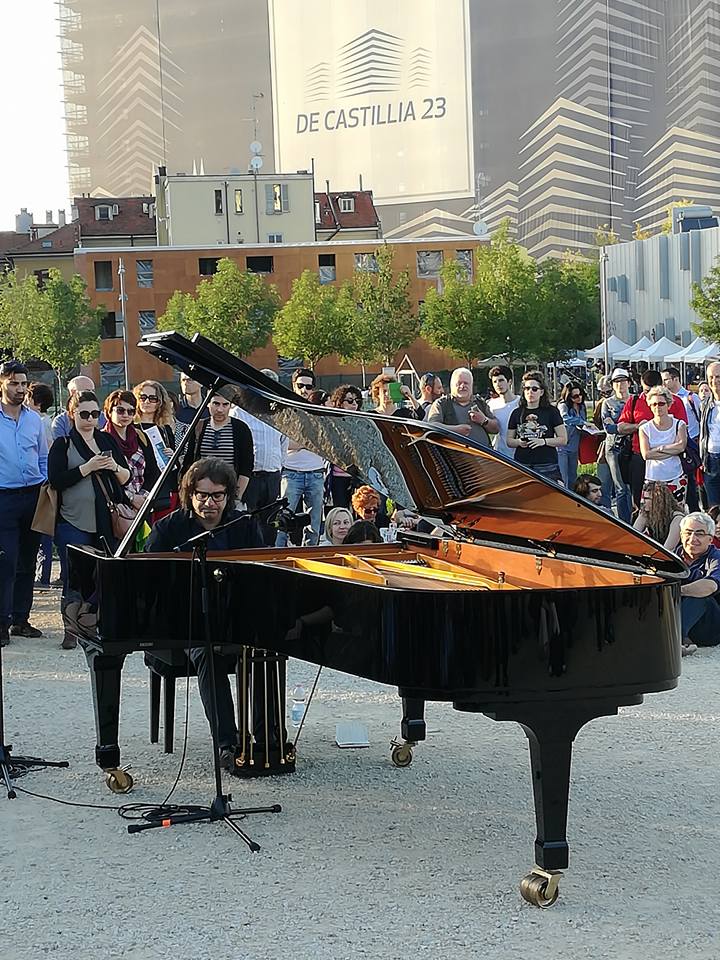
left=104, top=420, right=140, bottom=460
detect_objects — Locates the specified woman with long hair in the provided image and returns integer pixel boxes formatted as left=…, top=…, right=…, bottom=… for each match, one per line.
left=507, top=371, right=567, bottom=483
left=327, top=384, right=364, bottom=506
left=133, top=380, right=178, bottom=521
left=633, top=480, right=686, bottom=550
left=557, top=381, right=587, bottom=489
left=638, top=384, right=688, bottom=504
left=103, top=389, right=161, bottom=511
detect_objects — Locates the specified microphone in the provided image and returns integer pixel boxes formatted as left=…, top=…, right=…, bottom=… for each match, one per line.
left=172, top=498, right=291, bottom=551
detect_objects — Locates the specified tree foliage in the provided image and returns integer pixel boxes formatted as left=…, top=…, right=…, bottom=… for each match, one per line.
left=660, top=198, right=694, bottom=235
left=535, top=256, right=600, bottom=357
left=158, top=258, right=279, bottom=357
left=273, top=270, right=348, bottom=367
left=340, top=244, right=420, bottom=365
left=0, top=270, right=43, bottom=359
left=421, top=259, right=484, bottom=364
left=691, top=256, right=720, bottom=341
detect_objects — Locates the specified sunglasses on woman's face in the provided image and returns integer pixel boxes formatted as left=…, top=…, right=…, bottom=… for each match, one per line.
left=114, top=405, right=135, bottom=416
left=139, top=394, right=158, bottom=402
left=77, top=409, right=101, bottom=421
left=571, top=393, right=582, bottom=400
left=524, top=385, right=541, bottom=392
left=343, top=396, right=359, bottom=405
left=362, top=506, right=379, bottom=515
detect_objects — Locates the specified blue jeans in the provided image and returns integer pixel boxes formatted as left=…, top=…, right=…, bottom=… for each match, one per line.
left=56, top=520, right=97, bottom=615
left=703, top=453, right=720, bottom=508
left=558, top=447, right=578, bottom=488
left=681, top=595, right=720, bottom=646
left=275, top=469, right=325, bottom=546
left=0, top=486, right=41, bottom=627
left=605, top=447, right=632, bottom=523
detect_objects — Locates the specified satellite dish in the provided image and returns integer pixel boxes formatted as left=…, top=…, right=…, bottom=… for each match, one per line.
left=250, top=141, right=263, bottom=156
left=249, top=156, right=263, bottom=171
left=473, top=220, right=489, bottom=236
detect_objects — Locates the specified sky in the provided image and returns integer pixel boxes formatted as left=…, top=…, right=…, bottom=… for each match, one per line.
left=0, top=0, right=69, bottom=231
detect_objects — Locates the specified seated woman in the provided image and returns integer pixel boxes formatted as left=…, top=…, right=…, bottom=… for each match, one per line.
left=633, top=480, right=686, bottom=551
left=145, top=458, right=263, bottom=768
left=319, top=507, right=353, bottom=546
left=48, top=390, right=131, bottom=649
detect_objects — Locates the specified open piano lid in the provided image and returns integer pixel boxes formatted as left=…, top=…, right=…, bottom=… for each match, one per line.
left=140, top=331, right=686, bottom=579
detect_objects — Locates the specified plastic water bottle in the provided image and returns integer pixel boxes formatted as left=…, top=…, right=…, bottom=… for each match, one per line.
left=290, top=685, right=306, bottom=728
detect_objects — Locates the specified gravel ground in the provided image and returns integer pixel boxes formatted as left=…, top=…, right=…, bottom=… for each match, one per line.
left=2, top=585, right=719, bottom=960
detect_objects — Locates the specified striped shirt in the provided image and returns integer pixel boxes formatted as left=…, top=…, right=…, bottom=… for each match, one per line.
left=199, top=421, right=235, bottom=465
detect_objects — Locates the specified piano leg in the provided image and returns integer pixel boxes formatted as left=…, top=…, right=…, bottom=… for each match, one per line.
left=84, top=646, right=133, bottom=794
left=485, top=698, right=634, bottom=908
left=391, top=696, right=426, bottom=768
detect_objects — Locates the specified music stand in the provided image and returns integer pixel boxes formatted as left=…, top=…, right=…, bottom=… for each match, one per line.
left=127, top=539, right=281, bottom=849
left=0, top=634, right=69, bottom=800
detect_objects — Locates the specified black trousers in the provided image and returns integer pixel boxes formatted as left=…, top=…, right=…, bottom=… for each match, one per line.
left=244, top=470, right=281, bottom=545
left=189, top=648, right=238, bottom=749
left=0, top=485, right=41, bottom=627
left=630, top=453, right=646, bottom=512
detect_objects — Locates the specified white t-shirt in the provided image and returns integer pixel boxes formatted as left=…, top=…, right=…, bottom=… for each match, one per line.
left=708, top=403, right=720, bottom=453
left=639, top=417, right=682, bottom=482
left=488, top=396, right=519, bottom=459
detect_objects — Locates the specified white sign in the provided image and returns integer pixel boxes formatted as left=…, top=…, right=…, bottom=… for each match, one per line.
left=268, top=0, right=474, bottom=205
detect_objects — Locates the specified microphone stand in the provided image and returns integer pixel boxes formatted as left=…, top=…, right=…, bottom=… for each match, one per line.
left=127, top=538, right=280, bottom=847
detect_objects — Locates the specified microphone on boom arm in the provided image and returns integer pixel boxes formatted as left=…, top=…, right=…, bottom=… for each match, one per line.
left=173, top=498, right=311, bottom=552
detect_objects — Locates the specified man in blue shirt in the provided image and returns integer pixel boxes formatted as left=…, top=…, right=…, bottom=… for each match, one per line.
left=675, top=512, right=720, bottom=655
left=0, top=360, right=48, bottom=645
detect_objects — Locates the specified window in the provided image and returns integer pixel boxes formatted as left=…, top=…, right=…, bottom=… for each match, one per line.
left=214, top=189, right=223, bottom=215
left=246, top=255, right=274, bottom=274
left=41, top=239, right=52, bottom=249
left=354, top=253, right=378, bottom=273
left=94, top=260, right=113, bottom=291
left=136, top=259, right=153, bottom=288
left=266, top=183, right=289, bottom=214
left=33, top=269, right=50, bottom=289
left=416, top=250, right=443, bottom=279
left=100, top=362, right=125, bottom=387
left=95, top=205, right=111, bottom=221
left=456, top=249, right=473, bottom=280
left=318, top=253, right=336, bottom=284
left=234, top=189, right=243, bottom=214
left=199, top=257, right=219, bottom=276
left=268, top=234, right=283, bottom=244
left=138, top=310, right=156, bottom=334
left=101, top=311, right=123, bottom=339
left=315, top=201, right=322, bottom=223
left=339, top=197, right=355, bottom=213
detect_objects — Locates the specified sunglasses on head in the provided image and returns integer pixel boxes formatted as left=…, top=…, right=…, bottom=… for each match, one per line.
left=113, top=405, right=135, bottom=416
left=139, top=393, right=158, bottom=402
left=77, top=409, right=101, bottom=421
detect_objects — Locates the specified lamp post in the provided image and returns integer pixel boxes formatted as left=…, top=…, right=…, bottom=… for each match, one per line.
left=599, top=247, right=610, bottom=374
left=118, top=258, right=129, bottom=389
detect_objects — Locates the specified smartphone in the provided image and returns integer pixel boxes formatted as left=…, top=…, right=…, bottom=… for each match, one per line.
left=388, top=381, right=404, bottom=402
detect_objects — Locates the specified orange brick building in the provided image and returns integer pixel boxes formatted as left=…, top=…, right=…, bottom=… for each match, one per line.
left=74, top=238, right=485, bottom=388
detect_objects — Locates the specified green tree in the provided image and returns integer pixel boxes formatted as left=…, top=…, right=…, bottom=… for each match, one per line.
left=421, top=259, right=481, bottom=365
left=0, top=270, right=44, bottom=359
left=158, top=258, right=279, bottom=357
left=691, top=256, right=720, bottom=341
left=273, top=270, right=348, bottom=368
left=660, top=198, right=694, bottom=235
left=535, top=257, right=600, bottom=358
left=593, top=223, right=620, bottom=247
left=27, top=271, right=103, bottom=381
left=341, top=244, right=420, bottom=366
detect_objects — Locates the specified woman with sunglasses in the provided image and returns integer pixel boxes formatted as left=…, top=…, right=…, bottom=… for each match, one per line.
left=133, top=380, right=178, bottom=521
left=327, top=384, right=364, bottom=506
left=557, top=381, right=588, bottom=489
left=638, top=385, right=688, bottom=504
left=102, top=389, right=161, bottom=511
left=507, top=371, right=567, bottom=483
left=48, top=391, right=131, bottom=648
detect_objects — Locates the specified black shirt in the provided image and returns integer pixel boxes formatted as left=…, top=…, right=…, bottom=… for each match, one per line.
left=508, top=405, right=563, bottom=466
left=145, top=508, right=264, bottom=553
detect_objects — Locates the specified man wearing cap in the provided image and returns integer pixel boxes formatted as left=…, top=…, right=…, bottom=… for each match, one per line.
left=601, top=368, right=633, bottom=522
left=417, top=372, right=444, bottom=416
left=617, top=368, right=687, bottom=512
left=0, top=360, right=48, bottom=645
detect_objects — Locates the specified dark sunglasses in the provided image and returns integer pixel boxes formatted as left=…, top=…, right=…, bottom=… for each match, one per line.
left=524, top=385, right=541, bottom=392
left=139, top=393, right=159, bottom=402
left=77, top=409, right=101, bottom=420
left=113, top=405, right=135, bottom=416
left=343, top=395, right=360, bottom=404
left=363, top=506, right=379, bottom=514
left=296, top=381, right=314, bottom=390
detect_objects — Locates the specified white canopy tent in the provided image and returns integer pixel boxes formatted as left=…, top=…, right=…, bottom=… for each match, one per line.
left=635, top=337, right=683, bottom=363
left=664, top=337, right=708, bottom=363
left=613, top=336, right=653, bottom=362
left=585, top=335, right=631, bottom=359
left=682, top=341, right=720, bottom=363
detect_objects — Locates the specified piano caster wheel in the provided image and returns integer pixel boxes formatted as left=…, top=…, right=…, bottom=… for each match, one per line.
left=390, top=742, right=413, bottom=768
left=519, top=868, right=561, bottom=908
left=104, top=767, right=134, bottom=795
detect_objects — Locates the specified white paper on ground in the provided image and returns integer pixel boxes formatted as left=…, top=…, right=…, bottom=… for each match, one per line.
left=335, top=721, right=370, bottom=748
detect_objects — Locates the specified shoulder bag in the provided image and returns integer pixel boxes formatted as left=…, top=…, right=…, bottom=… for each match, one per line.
left=96, top=472, right=137, bottom=540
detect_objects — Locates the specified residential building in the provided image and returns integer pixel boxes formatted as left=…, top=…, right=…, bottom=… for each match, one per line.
left=314, top=190, right=381, bottom=242
left=155, top=168, right=315, bottom=246
left=73, top=237, right=486, bottom=389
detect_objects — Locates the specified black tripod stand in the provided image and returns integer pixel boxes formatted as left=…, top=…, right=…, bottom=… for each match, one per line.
left=127, top=540, right=281, bottom=849
left=0, top=633, right=69, bottom=800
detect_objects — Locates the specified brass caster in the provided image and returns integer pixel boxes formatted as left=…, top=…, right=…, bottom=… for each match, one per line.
left=520, top=867, right=561, bottom=908
left=104, top=766, right=134, bottom=795
left=390, top=741, right=413, bottom=768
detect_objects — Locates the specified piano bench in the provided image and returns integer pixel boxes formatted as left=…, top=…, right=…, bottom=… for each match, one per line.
left=144, top=652, right=197, bottom=754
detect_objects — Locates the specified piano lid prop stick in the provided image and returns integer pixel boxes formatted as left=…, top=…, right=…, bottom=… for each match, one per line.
left=292, top=664, right=323, bottom=749
left=274, top=656, right=285, bottom=765
left=248, top=654, right=255, bottom=767
left=263, top=651, right=270, bottom=769
left=240, top=646, right=248, bottom=764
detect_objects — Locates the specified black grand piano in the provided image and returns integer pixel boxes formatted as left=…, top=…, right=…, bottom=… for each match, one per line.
left=69, top=332, right=685, bottom=907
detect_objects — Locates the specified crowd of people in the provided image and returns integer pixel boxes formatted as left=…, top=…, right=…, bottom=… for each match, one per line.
left=2, top=355, right=719, bottom=666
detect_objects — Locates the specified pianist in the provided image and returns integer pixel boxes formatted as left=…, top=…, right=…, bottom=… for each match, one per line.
left=145, top=458, right=263, bottom=765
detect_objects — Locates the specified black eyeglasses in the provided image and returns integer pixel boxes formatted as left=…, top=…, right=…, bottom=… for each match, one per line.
left=192, top=490, right=227, bottom=503
left=77, top=410, right=101, bottom=420
left=139, top=394, right=159, bottom=402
